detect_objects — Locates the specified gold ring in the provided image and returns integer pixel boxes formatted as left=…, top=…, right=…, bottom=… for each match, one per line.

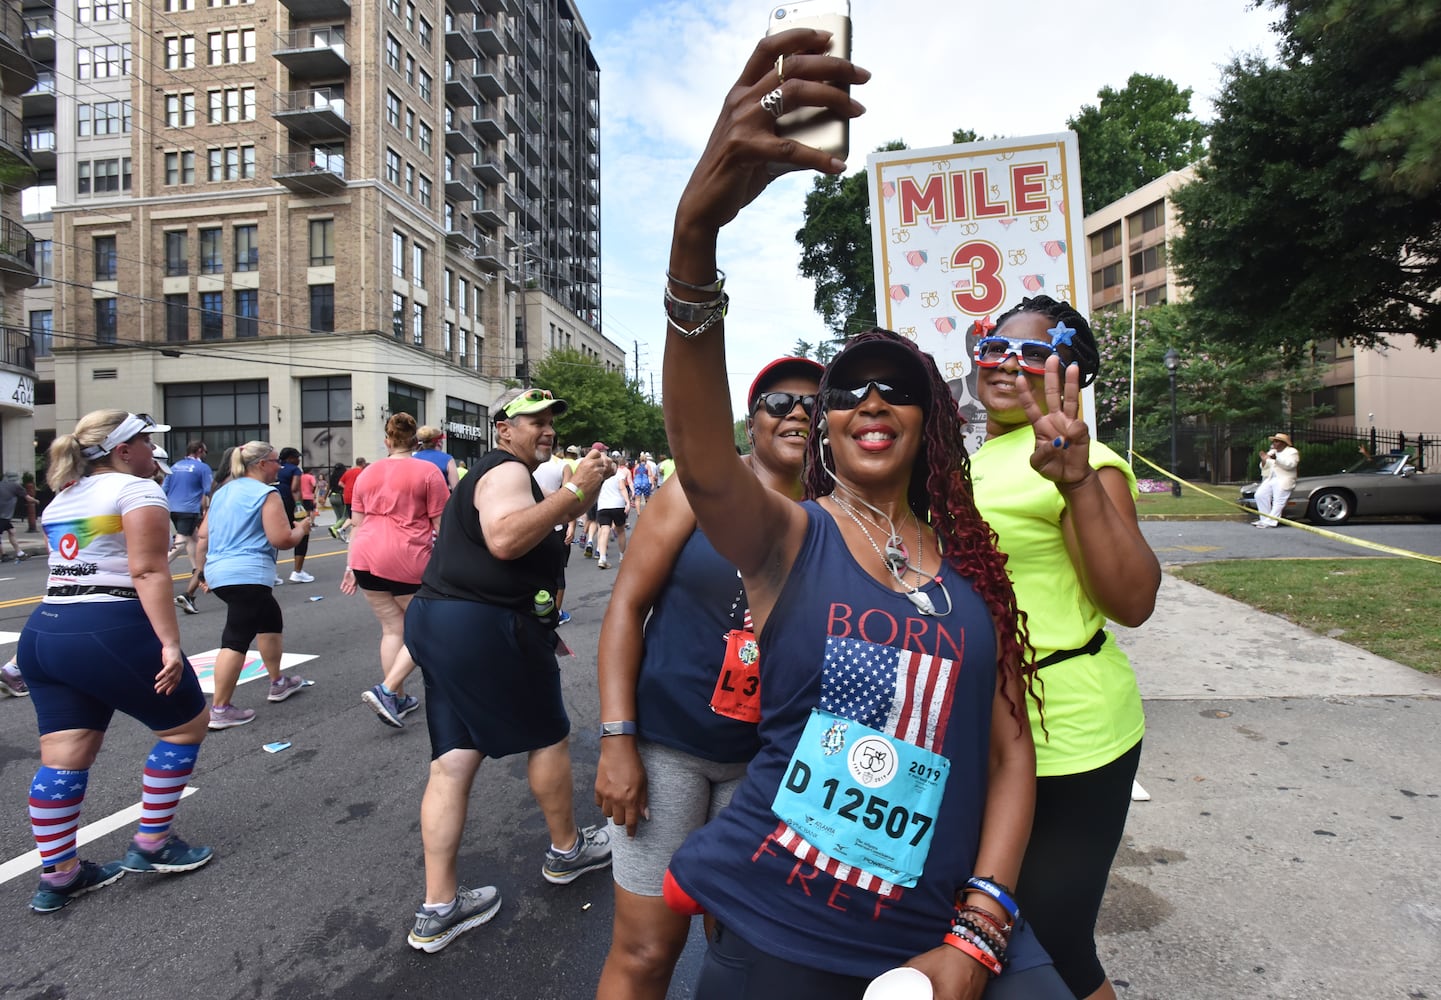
left=775, top=54, right=785, bottom=84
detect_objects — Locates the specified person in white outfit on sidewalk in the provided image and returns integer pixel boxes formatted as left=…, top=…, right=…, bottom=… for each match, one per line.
left=1254, top=433, right=1300, bottom=527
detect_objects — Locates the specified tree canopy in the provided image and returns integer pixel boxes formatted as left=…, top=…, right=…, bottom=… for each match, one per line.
left=1067, top=73, right=1209, bottom=215
left=1171, top=0, right=1441, bottom=350
left=528, top=348, right=665, bottom=455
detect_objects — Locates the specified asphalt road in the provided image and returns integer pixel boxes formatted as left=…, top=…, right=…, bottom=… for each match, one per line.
left=0, top=514, right=1434, bottom=1000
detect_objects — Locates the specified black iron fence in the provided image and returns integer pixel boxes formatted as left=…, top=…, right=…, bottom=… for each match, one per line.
left=1104, top=422, right=1438, bottom=483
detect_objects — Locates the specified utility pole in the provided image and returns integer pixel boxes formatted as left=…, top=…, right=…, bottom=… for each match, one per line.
left=650, top=372, right=656, bottom=403
left=634, top=340, right=641, bottom=385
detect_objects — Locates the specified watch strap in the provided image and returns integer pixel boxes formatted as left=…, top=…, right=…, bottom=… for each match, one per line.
left=599, top=720, right=637, bottom=738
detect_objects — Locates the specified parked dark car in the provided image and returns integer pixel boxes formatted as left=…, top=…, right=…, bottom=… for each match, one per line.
left=1240, top=453, right=1441, bottom=525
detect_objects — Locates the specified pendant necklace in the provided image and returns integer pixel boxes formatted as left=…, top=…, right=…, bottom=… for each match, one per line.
left=831, top=493, right=951, bottom=616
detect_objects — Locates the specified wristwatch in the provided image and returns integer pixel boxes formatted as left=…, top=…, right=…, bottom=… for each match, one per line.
left=599, top=720, right=637, bottom=738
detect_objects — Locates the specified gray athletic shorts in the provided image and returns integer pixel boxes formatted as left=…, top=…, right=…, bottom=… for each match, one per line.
left=609, top=738, right=749, bottom=896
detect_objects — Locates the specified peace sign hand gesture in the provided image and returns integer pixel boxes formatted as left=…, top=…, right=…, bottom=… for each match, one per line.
left=1013, top=354, right=1094, bottom=487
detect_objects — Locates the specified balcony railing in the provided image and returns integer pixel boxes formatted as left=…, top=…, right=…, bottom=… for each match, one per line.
left=0, top=325, right=34, bottom=371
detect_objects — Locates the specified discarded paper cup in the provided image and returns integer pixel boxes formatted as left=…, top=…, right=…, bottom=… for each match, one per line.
left=864, top=967, right=934, bottom=1000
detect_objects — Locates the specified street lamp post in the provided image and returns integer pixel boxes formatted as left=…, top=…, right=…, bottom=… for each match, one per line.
left=1164, top=347, right=1181, bottom=497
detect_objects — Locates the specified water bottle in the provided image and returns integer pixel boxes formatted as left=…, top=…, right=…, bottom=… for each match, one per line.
left=295, top=501, right=307, bottom=519
left=532, top=589, right=555, bottom=618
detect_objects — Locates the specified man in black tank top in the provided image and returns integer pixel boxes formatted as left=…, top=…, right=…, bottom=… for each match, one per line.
left=400, top=387, right=611, bottom=954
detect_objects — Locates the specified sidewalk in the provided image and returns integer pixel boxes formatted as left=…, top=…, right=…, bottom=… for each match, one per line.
left=1098, top=574, right=1441, bottom=998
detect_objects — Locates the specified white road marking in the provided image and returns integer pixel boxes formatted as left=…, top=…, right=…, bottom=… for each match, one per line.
left=0, top=786, right=199, bottom=885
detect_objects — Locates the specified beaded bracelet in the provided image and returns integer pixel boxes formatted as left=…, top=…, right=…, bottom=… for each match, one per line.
left=942, top=929, right=1003, bottom=976
left=957, top=903, right=1013, bottom=938
left=963, top=876, right=1020, bottom=924
left=952, top=915, right=1006, bottom=957
left=666, top=268, right=726, bottom=294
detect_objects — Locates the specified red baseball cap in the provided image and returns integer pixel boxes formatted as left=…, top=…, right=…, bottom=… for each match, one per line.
left=591, top=441, right=608, bottom=452
left=747, top=357, right=825, bottom=412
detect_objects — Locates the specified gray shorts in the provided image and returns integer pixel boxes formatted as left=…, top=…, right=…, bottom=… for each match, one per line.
left=610, top=739, right=749, bottom=896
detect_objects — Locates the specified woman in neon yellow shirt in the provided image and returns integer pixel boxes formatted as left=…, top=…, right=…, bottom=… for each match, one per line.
left=970, top=295, right=1161, bottom=1000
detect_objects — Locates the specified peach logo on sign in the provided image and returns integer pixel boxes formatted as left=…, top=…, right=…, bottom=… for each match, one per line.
left=58, top=534, right=79, bottom=561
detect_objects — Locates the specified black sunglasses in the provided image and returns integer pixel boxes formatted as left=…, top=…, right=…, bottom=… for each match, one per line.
left=753, top=391, right=816, bottom=418
left=821, top=380, right=923, bottom=412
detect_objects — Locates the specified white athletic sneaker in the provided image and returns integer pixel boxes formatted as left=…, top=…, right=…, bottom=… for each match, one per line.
left=289, top=570, right=315, bottom=583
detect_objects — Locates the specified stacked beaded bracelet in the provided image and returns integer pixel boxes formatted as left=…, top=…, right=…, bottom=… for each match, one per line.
left=941, top=876, right=1020, bottom=977
left=664, top=268, right=728, bottom=339
left=943, top=922, right=1004, bottom=976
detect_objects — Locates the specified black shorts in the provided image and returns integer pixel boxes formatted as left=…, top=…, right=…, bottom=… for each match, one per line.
left=352, top=568, right=421, bottom=596
left=284, top=502, right=309, bottom=558
left=0, top=517, right=13, bottom=532
left=170, top=512, right=201, bottom=536
left=212, top=584, right=284, bottom=652
left=405, top=596, right=569, bottom=760
left=596, top=507, right=627, bottom=528
left=1017, top=740, right=1143, bottom=997
left=18, top=600, right=206, bottom=734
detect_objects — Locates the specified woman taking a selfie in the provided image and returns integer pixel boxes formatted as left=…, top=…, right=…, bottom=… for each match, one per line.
left=657, top=29, right=1069, bottom=1000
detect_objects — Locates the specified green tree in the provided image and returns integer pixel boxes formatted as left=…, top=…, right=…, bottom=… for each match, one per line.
left=795, top=140, right=906, bottom=338
left=1067, top=73, right=1209, bottom=215
left=528, top=349, right=665, bottom=455
left=1171, top=0, right=1441, bottom=350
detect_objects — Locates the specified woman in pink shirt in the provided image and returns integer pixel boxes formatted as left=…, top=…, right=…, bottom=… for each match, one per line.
left=343, top=413, right=450, bottom=725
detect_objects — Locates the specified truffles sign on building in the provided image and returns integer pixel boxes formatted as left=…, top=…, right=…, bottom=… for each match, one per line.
left=868, top=133, right=1090, bottom=454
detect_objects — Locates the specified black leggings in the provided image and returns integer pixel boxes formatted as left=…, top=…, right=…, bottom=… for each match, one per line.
left=1016, top=740, right=1143, bottom=998
left=695, top=923, right=1072, bottom=999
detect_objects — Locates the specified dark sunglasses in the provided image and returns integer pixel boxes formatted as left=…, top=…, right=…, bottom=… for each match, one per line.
left=821, top=380, right=922, bottom=411
left=753, top=391, right=816, bottom=418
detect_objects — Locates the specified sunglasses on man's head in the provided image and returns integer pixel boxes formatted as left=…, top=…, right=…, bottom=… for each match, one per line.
left=753, top=391, right=815, bottom=418
left=499, top=387, right=554, bottom=419
left=973, top=336, right=1057, bottom=375
left=821, top=380, right=922, bottom=412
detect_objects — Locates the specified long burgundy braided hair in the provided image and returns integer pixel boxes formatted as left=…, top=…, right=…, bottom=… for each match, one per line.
left=802, top=328, right=1036, bottom=730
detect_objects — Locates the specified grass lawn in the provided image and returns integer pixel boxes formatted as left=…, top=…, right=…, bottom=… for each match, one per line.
left=1172, top=558, right=1441, bottom=673
left=1134, top=482, right=1247, bottom=517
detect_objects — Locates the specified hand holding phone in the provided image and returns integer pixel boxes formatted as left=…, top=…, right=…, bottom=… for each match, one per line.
left=765, top=0, right=853, bottom=173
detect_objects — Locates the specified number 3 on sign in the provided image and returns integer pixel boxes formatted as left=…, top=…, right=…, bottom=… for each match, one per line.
left=949, top=241, right=1004, bottom=315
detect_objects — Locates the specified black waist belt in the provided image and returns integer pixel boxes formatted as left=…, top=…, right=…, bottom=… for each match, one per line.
left=47, top=585, right=140, bottom=600
left=1035, top=628, right=1107, bottom=670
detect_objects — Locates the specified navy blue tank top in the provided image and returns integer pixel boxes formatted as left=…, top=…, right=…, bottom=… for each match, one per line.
left=635, top=527, right=760, bottom=763
left=668, top=502, right=1047, bottom=979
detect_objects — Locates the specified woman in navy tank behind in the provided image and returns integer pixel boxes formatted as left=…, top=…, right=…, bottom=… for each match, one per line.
left=656, top=31, right=1071, bottom=1000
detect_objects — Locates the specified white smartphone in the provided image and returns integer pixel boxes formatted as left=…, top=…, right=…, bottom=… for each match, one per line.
left=765, top=0, right=852, bottom=171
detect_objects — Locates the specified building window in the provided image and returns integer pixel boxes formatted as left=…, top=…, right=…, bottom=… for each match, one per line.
left=385, top=33, right=401, bottom=70
left=235, top=289, right=258, bottom=338
left=165, top=232, right=188, bottom=276
left=300, top=375, right=353, bottom=468
left=418, top=121, right=432, bottom=155
left=474, top=335, right=481, bottom=371
left=418, top=176, right=432, bottom=208
left=412, top=244, right=425, bottom=287
left=165, top=36, right=195, bottom=69
left=1137, top=202, right=1164, bottom=234
left=164, top=380, right=270, bottom=454
left=78, top=44, right=131, bottom=79
left=207, top=145, right=256, bottom=181
left=443, top=269, right=453, bottom=308
left=1089, top=222, right=1121, bottom=256
left=234, top=225, right=259, bottom=272
left=200, top=291, right=224, bottom=339
left=165, top=294, right=189, bottom=341
left=404, top=108, right=415, bottom=141
left=392, top=232, right=405, bottom=277
left=83, top=158, right=129, bottom=194
left=79, top=0, right=134, bottom=21
left=94, top=236, right=117, bottom=281
left=199, top=227, right=223, bottom=274
left=392, top=293, right=405, bottom=338
left=208, top=86, right=255, bottom=123
left=30, top=311, right=53, bottom=357
left=165, top=151, right=195, bottom=185
left=310, top=285, right=335, bottom=332
left=95, top=299, right=118, bottom=344
left=385, top=148, right=401, bottom=185
left=77, top=100, right=130, bottom=136
left=458, top=328, right=467, bottom=360
left=412, top=302, right=424, bottom=346
left=208, top=28, right=256, bottom=65
left=387, top=380, right=426, bottom=425
left=165, top=93, right=195, bottom=127
left=34, top=240, right=52, bottom=286
left=418, top=16, right=432, bottom=50
left=1129, top=244, right=1166, bottom=276
left=164, top=0, right=195, bottom=10
left=309, top=219, right=334, bottom=266
left=404, top=2, right=415, bottom=31
left=418, top=69, right=432, bottom=102
left=405, top=162, right=415, bottom=196
left=443, top=321, right=453, bottom=353
left=385, top=90, right=401, bottom=127
left=457, top=277, right=468, bottom=315
left=405, top=54, right=415, bottom=86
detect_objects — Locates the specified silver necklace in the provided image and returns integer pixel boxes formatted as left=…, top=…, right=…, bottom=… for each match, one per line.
left=831, top=494, right=946, bottom=616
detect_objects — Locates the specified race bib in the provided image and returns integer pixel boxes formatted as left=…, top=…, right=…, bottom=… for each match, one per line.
left=771, top=708, right=949, bottom=888
left=710, top=629, right=761, bottom=723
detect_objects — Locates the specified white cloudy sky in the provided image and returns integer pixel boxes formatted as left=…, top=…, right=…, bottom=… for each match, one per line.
left=578, top=0, right=1281, bottom=419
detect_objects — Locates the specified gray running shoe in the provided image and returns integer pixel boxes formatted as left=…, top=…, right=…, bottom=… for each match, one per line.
left=396, top=693, right=420, bottom=719
left=362, top=684, right=403, bottom=728
left=175, top=594, right=198, bottom=615
left=208, top=704, right=256, bottom=730
left=0, top=663, right=28, bottom=697
left=267, top=675, right=308, bottom=702
left=542, top=825, right=612, bottom=885
left=407, top=885, right=501, bottom=953
left=120, top=833, right=214, bottom=873
left=29, top=860, right=125, bottom=913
